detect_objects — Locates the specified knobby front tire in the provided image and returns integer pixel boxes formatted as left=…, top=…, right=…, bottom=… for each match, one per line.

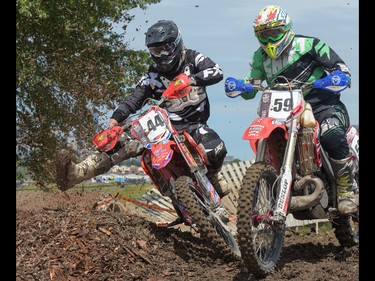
left=236, top=162, right=285, bottom=278
left=174, top=175, right=236, bottom=260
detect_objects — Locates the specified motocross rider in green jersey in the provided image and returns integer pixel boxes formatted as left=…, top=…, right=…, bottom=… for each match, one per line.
left=240, top=5, right=358, bottom=214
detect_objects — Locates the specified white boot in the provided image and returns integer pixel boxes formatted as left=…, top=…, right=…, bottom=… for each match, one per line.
left=56, top=150, right=112, bottom=191
left=110, top=139, right=144, bottom=165
left=56, top=140, right=144, bottom=191
left=330, top=155, right=359, bottom=214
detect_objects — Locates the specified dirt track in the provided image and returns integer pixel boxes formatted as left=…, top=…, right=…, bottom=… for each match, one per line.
left=16, top=191, right=359, bottom=281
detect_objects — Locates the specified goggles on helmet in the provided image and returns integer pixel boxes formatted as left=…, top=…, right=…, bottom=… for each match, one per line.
left=148, top=34, right=181, bottom=57
left=256, top=27, right=285, bottom=44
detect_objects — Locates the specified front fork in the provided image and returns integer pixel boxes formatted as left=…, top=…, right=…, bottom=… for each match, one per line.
left=256, top=122, right=299, bottom=223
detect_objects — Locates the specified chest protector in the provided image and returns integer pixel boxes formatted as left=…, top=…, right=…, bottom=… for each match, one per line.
left=161, top=65, right=207, bottom=113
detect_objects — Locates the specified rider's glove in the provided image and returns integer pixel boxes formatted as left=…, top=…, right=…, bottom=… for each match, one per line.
left=107, top=118, right=119, bottom=128
left=314, top=70, right=351, bottom=92
left=189, top=75, right=197, bottom=86
left=225, top=77, right=254, bottom=98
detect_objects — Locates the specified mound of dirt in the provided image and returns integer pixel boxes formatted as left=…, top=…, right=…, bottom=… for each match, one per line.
left=16, top=191, right=359, bottom=281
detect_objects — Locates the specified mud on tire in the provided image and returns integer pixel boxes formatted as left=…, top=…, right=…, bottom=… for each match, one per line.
left=174, top=176, right=236, bottom=260
left=236, top=162, right=284, bottom=278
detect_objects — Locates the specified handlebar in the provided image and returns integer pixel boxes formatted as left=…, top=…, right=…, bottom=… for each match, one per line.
left=118, top=96, right=170, bottom=133
left=225, top=70, right=351, bottom=98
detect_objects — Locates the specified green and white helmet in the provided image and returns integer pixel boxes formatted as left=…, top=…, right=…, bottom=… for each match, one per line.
left=253, top=5, right=294, bottom=59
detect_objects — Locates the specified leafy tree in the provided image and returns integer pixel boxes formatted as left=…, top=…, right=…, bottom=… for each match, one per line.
left=16, top=0, right=160, bottom=186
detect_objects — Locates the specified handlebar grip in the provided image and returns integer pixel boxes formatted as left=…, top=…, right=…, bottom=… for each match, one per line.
left=313, top=70, right=350, bottom=92
left=243, top=83, right=254, bottom=93
left=225, top=77, right=254, bottom=98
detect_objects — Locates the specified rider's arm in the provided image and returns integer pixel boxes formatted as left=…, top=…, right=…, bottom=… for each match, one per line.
left=242, top=48, right=266, bottom=100
left=313, top=37, right=352, bottom=86
left=186, top=49, right=223, bottom=86
left=110, top=73, right=154, bottom=124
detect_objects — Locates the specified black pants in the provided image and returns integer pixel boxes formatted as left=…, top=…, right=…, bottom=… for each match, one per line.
left=312, top=100, right=351, bottom=160
left=184, top=123, right=227, bottom=172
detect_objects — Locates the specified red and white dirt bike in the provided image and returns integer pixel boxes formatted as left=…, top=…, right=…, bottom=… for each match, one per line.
left=93, top=74, right=240, bottom=259
left=224, top=72, right=359, bottom=277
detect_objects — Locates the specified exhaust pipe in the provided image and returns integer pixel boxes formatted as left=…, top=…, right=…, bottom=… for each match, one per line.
left=289, top=175, right=325, bottom=211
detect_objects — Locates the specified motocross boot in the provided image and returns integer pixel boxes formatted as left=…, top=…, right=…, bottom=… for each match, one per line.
left=56, top=150, right=112, bottom=191
left=207, top=170, right=231, bottom=199
left=56, top=140, right=144, bottom=191
left=330, top=155, right=359, bottom=214
left=110, top=139, right=144, bottom=165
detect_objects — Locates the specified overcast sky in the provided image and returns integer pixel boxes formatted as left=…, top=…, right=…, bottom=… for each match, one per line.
left=122, top=0, right=359, bottom=160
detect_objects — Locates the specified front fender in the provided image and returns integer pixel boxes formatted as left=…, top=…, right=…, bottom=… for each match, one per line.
left=150, top=141, right=175, bottom=169
left=243, top=117, right=288, bottom=154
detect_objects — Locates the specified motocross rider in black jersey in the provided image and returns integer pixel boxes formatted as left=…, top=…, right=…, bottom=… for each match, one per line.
left=236, top=5, right=358, bottom=214
left=56, top=20, right=230, bottom=198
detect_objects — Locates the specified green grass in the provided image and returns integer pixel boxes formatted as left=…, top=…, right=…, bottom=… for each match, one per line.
left=294, top=221, right=334, bottom=234
left=16, top=182, right=154, bottom=199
